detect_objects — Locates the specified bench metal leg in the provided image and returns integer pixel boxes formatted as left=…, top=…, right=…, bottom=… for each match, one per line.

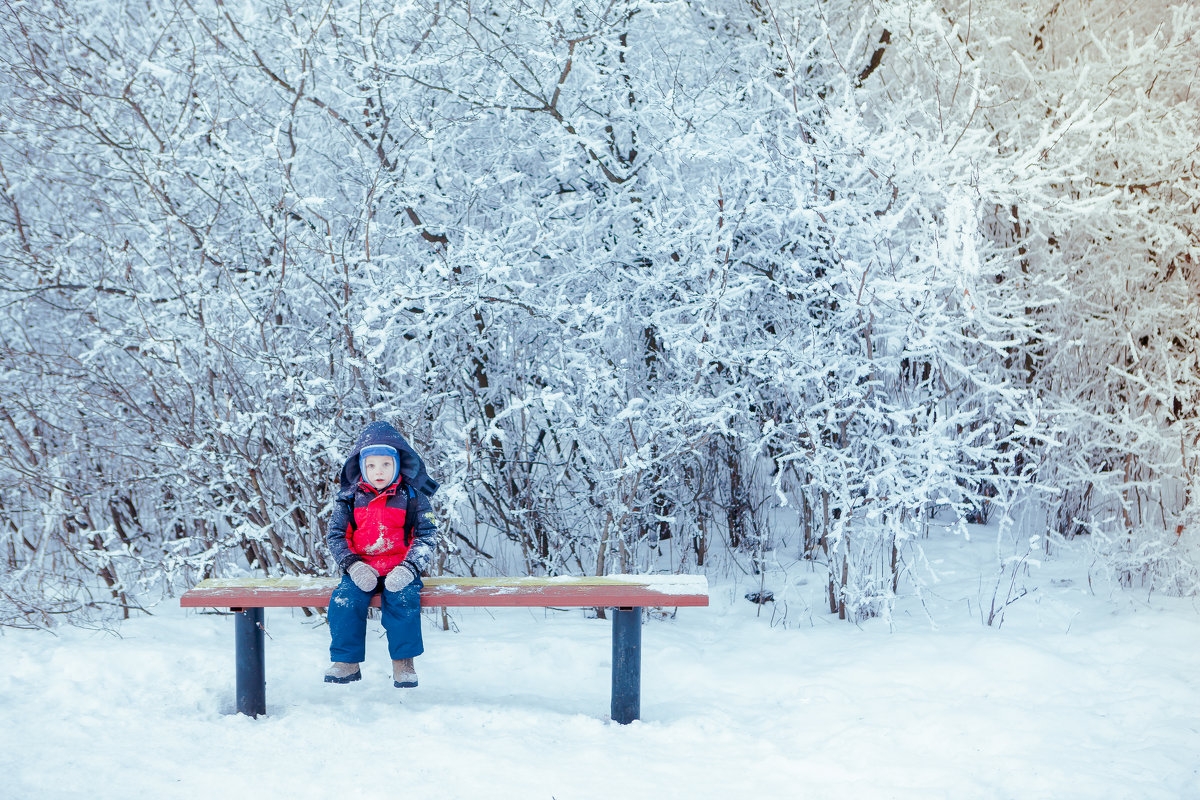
left=235, top=607, right=266, bottom=718
left=611, top=606, right=642, bottom=724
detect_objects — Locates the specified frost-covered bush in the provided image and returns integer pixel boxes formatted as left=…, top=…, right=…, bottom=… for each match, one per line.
left=1, top=0, right=1193, bottom=628
left=920, top=0, right=1200, bottom=593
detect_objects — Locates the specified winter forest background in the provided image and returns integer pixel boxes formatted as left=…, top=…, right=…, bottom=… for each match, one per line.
left=0, top=0, right=1197, bottom=629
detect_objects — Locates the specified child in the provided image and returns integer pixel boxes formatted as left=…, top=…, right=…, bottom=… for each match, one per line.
left=324, top=421, right=439, bottom=688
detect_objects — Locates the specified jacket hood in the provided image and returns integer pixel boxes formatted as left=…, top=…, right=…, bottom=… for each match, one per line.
left=338, top=421, right=439, bottom=499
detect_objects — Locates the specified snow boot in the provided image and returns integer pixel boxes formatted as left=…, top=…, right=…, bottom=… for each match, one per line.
left=324, top=662, right=362, bottom=684
left=392, top=658, right=418, bottom=688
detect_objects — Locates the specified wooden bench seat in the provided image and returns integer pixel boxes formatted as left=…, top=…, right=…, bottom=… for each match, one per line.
left=180, top=574, right=709, bottom=723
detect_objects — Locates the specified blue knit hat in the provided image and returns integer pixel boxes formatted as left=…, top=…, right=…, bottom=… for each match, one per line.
left=359, top=444, right=400, bottom=487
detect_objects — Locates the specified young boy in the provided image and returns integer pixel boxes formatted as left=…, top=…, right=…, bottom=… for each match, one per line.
left=324, top=421, right=439, bottom=688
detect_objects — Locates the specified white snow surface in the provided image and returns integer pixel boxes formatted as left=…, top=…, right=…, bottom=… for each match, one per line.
left=2, top=534, right=1198, bottom=800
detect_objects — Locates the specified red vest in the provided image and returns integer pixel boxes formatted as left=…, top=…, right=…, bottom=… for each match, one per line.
left=344, top=481, right=410, bottom=573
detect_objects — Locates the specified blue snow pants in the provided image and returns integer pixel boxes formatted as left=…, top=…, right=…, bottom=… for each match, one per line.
left=328, top=573, right=424, bottom=663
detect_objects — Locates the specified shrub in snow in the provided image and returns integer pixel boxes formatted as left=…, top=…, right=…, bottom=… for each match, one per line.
left=0, top=0, right=1194, bottom=627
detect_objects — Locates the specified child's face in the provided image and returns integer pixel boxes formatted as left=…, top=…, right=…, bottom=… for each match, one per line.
left=362, top=455, right=396, bottom=490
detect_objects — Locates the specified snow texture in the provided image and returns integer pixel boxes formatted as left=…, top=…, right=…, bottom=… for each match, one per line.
left=1, top=535, right=1197, bottom=799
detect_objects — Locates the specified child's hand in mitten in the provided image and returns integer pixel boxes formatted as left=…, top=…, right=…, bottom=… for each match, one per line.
left=348, top=561, right=379, bottom=592
left=385, top=563, right=416, bottom=592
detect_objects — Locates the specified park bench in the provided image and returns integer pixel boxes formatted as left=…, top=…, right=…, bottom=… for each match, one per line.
left=180, top=574, right=709, bottom=724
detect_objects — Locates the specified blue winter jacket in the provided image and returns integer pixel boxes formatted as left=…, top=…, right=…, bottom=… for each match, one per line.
left=325, top=422, right=439, bottom=576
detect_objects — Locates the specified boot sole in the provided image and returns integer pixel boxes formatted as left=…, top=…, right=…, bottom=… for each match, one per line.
left=393, top=678, right=418, bottom=688
left=324, top=671, right=362, bottom=684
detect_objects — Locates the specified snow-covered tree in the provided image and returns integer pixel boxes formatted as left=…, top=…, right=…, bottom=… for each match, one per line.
left=901, top=0, right=1200, bottom=593
left=2, top=0, right=1192, bottom=628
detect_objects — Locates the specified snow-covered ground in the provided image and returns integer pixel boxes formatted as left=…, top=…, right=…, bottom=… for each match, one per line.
left=2, top=532, right=1198, bottom=800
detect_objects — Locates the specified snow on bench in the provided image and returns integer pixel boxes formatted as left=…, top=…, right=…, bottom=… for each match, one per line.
left=180, top=574, right=710, bottom=609
left=180, top=573, right=709, bottom=724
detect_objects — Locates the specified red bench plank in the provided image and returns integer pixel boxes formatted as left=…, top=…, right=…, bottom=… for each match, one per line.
left=180, top=575, right=709, bottom=609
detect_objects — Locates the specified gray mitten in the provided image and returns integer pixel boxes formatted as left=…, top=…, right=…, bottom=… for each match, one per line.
left=348, top=561, right=379, bottom=592
left=384, top=563, right=416, bottom=592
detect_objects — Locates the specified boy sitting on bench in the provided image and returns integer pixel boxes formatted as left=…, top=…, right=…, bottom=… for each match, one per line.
left=324, top=422, right=439, bottom=689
